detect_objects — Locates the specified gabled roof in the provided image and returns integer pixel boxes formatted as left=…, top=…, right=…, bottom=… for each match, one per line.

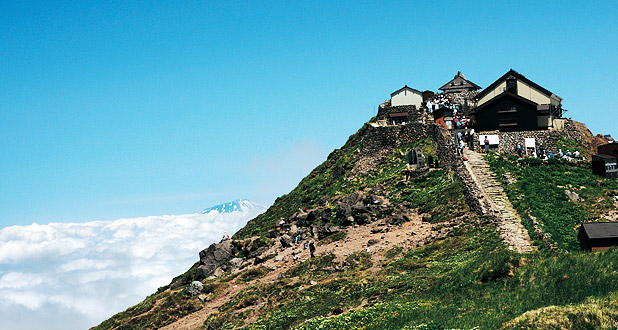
left=579, top=222, right=618, bottom=239
left=439, top=72, right=481, bottom=91
left=475, top=69, right=562, bottom=102
left=391, top=85, right=422, bottom=97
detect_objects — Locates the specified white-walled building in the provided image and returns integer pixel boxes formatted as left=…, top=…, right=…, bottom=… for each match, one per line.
left=390, top=85, right=423, bottom=109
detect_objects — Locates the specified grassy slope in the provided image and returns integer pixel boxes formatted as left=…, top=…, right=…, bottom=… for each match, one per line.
left=93, top=131, right=618, bottom=330
left=487, top=154, right=618, bottom=251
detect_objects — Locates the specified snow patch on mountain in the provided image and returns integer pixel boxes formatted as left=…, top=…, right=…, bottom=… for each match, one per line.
left=200, top=199, right=266, bottom=214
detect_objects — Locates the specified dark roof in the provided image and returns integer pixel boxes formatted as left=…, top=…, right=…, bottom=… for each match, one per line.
left=580, top=222, right=618, bottom=239
left=391, top=85, right=422, bottom=97
left=389, top=112, right=409, bottom=118
left=475, top=69, right=561, bottom=102
left=592, top=154, right=617, bottom=161
left=472, top=91, right=538, bottom=114
left=598, top=142, right=618, bottom=149
left=439, top=72, right=481, bottom=91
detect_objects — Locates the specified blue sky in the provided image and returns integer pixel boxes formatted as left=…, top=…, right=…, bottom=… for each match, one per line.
left=1, top=1, right=617, bottom=227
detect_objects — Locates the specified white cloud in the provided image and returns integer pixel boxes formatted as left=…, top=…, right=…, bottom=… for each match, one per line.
left=0, top=205, right=265, bottom=330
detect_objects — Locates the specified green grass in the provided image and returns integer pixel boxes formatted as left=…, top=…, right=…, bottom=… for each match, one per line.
left=235, top=132, right=445, bottom=239
left=486, top=154, right=618, bottom=251
left=291, top=230, right=618, bottom=330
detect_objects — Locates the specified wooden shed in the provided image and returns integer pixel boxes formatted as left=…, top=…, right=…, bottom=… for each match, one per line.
left=434, top=107, right=454, bottom=130
left=592, top=154, right=617, bottom=178
left=578, top=222, right=618, bottom=251
left=598, top=142, right=618, bottom=158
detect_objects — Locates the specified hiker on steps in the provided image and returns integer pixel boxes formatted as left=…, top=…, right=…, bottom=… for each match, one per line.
left=483, top=136, right=490, bottom=153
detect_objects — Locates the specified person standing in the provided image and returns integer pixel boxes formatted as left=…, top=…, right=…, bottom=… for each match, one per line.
left=516, top=142, right=523, bottom=158
left=309, top=241, right=316, bottom=258
left=484, top=136, right=490, bottom=153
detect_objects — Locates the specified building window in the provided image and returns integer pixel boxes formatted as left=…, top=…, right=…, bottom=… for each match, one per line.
left=498, top=106, right=517, bottom=113
left=498, top=117, right=518, bottom=127
left=506, top=78, right=517, bottom=94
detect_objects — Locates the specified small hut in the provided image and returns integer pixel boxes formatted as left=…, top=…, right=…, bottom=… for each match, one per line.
left=592, top=154, right=617, bottom=178
left=578, top=222, right=618, bottom=251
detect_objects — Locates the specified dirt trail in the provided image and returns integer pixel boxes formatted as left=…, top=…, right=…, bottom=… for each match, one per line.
left=160, top=212, right=451, bottom=330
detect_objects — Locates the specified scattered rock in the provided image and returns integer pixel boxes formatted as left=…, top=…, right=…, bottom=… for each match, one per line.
left=565, top=190, right=581, bottom=203
left=186, top=281, right=203, bottom=296
left=367, top=239, right=379, bottom=246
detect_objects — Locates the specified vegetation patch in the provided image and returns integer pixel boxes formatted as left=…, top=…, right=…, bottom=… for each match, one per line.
left=487, top=153, right=618, bottom=250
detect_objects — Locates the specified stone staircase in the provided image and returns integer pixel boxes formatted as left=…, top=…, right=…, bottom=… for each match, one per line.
left=463, top=148, right=534, bottom=253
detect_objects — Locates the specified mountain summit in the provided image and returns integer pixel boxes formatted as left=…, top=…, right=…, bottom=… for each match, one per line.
left=200, top=199, right=266, bottom=214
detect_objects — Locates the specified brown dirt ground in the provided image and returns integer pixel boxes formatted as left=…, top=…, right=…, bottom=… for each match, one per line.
left=159, top=213, right=454, bottom=330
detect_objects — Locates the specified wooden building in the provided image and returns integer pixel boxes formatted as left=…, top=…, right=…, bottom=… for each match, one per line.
left=592, top=154, right=617, bottom=178
left=434, top=107, right=454, bottom=130
left=598, top=142, right=618, bottom=158
left=439, top=72, right=481, bottom=94
left=473, top=69, right=563, bottom=132
left=578, top=222, right=618, bottom=251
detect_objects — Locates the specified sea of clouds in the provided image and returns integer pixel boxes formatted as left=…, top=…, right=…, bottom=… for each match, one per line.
left=0, top=204, right=265, bottom=330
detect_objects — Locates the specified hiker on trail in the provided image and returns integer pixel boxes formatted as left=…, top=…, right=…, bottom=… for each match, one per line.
left=309, top=241, right=316, bottom=258
left=404, top=163, right=412, bottom=181
left=295, top=229, right=303, bottom=244
left=484, top=136, right=490, bottom=153
left=558, top=149, right=564, bottom=158
left=221, top=233, right=230, bottom=241
left=276, top=218, right=286, bottom=231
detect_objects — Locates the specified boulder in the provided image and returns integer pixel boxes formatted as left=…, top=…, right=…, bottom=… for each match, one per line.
left=187, top=281, right=203, bottom=296
left=280, top=235, right=293, bottom=248
left=229, top=258, right=245, bottom=269
left=565, top=190, right=581, bottom=203
left=195, top=240, right=238, bottom=280
left=171, top=275, right=191, bottom=290
left=367, top=239, right=379, bottom=246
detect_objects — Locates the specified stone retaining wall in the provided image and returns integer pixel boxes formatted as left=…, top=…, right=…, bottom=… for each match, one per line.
left=432, top=125, right=487, bottom=216
left=362, top=123, right=431, bottom=153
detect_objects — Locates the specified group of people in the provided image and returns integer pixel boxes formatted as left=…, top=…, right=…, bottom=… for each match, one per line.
left=455, top=130, right=477, bottom=155
left=514, top=142, right=582, bottom=160
left=274, top=216, right=317, bottom=258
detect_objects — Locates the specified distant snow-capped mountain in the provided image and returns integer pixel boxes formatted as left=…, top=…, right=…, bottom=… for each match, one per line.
left=200, top=199, right=266, bottom=214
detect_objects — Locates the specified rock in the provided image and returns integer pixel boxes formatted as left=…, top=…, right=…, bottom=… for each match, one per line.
left=280, top=235, right=293, bottom=248
left=213, top=268, right=225, bottom=277
left=195, top=240, right=239, bottom=280
left=275, top=255, right=284, bottom=262
left=229, top=258, right=244, bottom=269
left=367, top=239, right=379, bottom=246
left=290, top=224, right=298, bottom=234
left=186, top=281, right=203, bottom=296
left=198, top=294, right=208, bottom=301
left=354, top=214, right=371, bottom=225
left=277, top=273, right=284, bottom=280
left=565, top=190, right=581, bottom=202
left=171, top=275, right=191, bottom=290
